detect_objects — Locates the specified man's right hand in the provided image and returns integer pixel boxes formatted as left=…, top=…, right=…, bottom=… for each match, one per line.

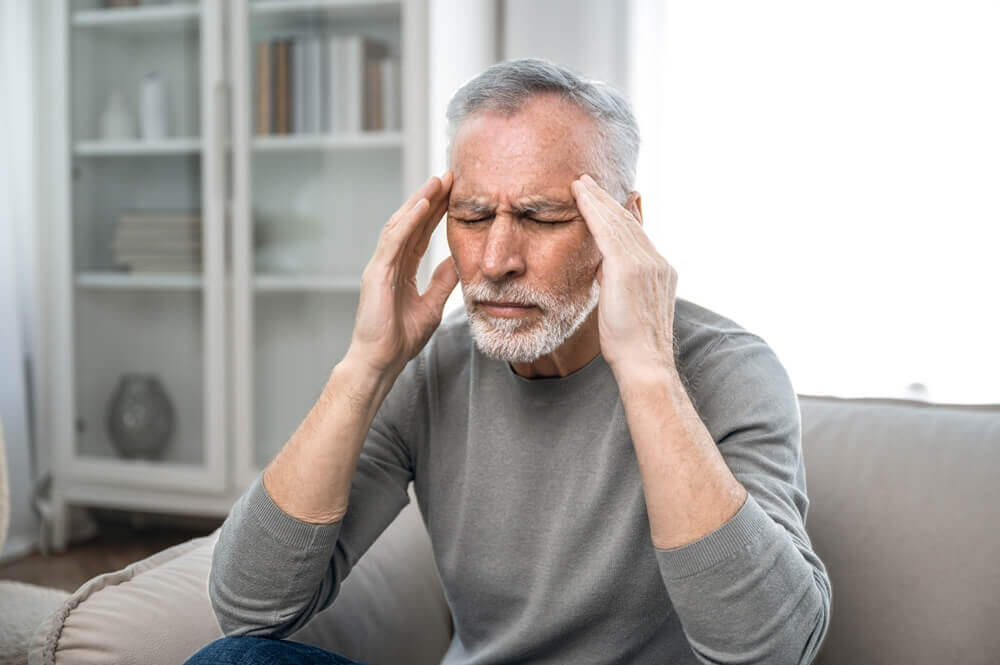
left=260, top=172, right=457, bottom=525
left=346, top=171, right=458, bottom=379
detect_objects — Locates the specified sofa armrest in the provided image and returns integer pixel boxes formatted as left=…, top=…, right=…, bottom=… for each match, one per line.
left=28, top=530, right=223, bottom=665
left=29, top=494, right=453, bottom=665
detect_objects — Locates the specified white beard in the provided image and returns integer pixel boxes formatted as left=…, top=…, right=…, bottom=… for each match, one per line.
left=461, top=276, right=600, bottom=363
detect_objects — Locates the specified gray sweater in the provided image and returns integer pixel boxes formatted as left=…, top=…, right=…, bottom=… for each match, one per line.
left=209, top=297, right=832, bottom=664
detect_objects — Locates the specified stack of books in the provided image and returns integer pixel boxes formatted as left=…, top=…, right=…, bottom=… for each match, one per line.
left=111, top=210, right=202, bottom=274
left=255, top=33, right=401, bottom=135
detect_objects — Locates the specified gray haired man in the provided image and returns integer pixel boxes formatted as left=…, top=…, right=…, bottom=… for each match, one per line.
left=190, top=58, right=832, bottom=665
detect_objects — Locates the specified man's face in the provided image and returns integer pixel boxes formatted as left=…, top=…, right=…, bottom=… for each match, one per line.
left=446, top=94, right=603, bottom=363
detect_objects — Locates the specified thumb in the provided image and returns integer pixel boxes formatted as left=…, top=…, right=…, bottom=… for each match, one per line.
left=422, top=256, right=460, bottom=316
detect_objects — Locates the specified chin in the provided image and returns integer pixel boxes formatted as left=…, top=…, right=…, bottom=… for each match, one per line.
left=468, top=315, right=563, bottom=364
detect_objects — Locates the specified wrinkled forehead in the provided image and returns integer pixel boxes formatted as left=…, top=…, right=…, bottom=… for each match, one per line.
left=449, top=102, right=597, bottom=206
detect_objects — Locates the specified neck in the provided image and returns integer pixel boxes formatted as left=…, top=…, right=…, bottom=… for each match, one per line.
left=509, top=309, right=601, bottom=379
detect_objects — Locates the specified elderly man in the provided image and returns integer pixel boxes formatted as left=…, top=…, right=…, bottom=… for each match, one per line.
left=189, top=58, right=832, bottom=665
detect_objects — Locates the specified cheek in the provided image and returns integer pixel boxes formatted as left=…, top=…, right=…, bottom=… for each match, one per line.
left=537, top=236, right=599, bottom=289
left=562, top=234, right=601, bottom=277
left=445, top=218, right=456, bottom=253
left=446, top=220, right=479, bottom=276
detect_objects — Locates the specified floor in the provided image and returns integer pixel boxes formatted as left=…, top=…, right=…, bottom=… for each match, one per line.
left=0, top=513, right=223, bottom=592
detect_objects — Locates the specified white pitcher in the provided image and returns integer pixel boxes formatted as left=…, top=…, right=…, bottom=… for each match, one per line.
left=139, top=71, right=169, bottom=140
left=99, top=88, right=137, bottom=140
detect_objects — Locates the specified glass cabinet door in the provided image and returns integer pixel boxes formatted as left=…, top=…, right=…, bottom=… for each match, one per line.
left=66, top=0, right=226, bottom=492
left=230, top=0, right=406, bottom=486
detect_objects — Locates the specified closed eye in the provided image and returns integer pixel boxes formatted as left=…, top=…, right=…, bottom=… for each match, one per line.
left=453, top=216, right=569, bottom=226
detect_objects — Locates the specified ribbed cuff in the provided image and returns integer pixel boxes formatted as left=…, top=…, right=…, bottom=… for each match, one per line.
left=244, top=471, right=343, bottom=551
left=654, top=491, right=776, bottom=580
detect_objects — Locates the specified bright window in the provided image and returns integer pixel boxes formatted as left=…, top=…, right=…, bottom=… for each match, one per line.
left=629, top=0, right=1000, bottom=404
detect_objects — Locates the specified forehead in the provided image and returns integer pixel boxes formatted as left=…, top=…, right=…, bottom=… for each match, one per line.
left=449, top=95, right=596, bottom=203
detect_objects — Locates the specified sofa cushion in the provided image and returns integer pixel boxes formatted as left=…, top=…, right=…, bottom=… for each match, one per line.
left=28, top=486, right=452, bottom=665
left=798, top=394, right=1000, bottom=665
left=27, top=530, right=221, bottom=665
left=0, top=581, right=69, bottom=665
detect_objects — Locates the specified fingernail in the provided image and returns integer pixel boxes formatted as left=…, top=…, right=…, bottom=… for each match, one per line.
left=581, top=173, right=594, bottom=184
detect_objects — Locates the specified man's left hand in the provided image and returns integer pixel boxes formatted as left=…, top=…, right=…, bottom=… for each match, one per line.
left=570, top=173, right=679, bottom=377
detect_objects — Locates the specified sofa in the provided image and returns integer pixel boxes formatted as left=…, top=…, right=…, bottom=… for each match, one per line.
left=0, top=420, right=72, bottom=665
left=7, top=394, right=1000, bottom=665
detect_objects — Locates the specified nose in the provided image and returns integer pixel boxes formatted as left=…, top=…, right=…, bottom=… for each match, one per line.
left=480, top=216, right=526, bottom=282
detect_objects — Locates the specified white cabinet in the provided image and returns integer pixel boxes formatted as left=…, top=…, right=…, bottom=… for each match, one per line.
left=44, top=0, right=429, bottom=551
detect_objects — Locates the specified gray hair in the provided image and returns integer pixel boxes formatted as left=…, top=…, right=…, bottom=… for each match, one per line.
left=445, top=57, right=640, bottom=204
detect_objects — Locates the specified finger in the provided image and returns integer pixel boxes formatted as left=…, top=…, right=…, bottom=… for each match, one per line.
left=421, top=255, right=460, bottom=317
left=392, top=173, right=445, bottom=223
left=578, top=175, right=656, bottom=254
left=403, top=196, right=449, bottom=281
left=578, top=173, right=620, bottom=208
left=403, top=170, right=453, bottom=274
left=408, top=170, right=452, bottom=247
left=575, top=179, right=659, bottom=269
left=373, top=174, right=445, bottom=263
left=374, top=196, right=430, bottom=267
left=571, top=177, right=628, bottom=258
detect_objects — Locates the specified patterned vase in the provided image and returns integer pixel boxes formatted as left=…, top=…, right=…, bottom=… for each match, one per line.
left=105, top=374, right=175, bottom=460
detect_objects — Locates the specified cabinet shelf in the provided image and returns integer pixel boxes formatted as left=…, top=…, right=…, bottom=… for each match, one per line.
left=76, top=271, right=203, bottom=291
left=75, top=138, right=202, bottom=156
left=72, top=4, right=200, bottom=31
left=74, top=272, right=367, bottom=292
left=254, top=274, right=361, bottom=292
left=252, top=132, right=403, bottom=152
left=251, top=0, right=401, bottom=22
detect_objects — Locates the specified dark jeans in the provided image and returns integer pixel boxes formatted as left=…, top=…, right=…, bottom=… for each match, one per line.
left=184, top=636, right=370, bottom=665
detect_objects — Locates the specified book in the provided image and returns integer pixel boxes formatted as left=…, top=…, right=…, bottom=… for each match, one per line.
left=362, top=37, right=389, bottom=131
left=118, top=258, right=202, bottom=274
left=113, top=226, right=201, bottom=238
left=111, top=210, right=203, bottom=273
left=111, top=235, right=201, bottom=253
left=117, top=210, right=200, bottom=224
left=305, top=34, right=324, bottom=133
left=365, top=58, right=381, bottom=130
left=255, top=41, right=271, bottom=135
left=292, top=38, right=306, bottom=133
left=326, top=35, right=341, bottom=132
left=329, top=34, right=389, bottom=133
left=273, top=39, right=291, bottom=134
left=380, top=55, right=401, bottom=131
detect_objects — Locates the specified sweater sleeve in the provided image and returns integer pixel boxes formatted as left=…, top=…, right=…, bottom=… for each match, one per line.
left=653, top=333, right=832, bottom=665
left=208, top=354, right=422, bottom=638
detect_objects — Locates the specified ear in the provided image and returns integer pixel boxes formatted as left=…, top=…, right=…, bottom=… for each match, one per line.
left=626, top=191, right=643, bottom=226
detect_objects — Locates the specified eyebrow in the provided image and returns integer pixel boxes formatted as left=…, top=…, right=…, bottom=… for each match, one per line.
left=449, top=196, right=577, bottom=216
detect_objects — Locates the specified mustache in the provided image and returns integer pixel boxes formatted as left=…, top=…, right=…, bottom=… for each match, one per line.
left=461, top=280, right=546, bottom=308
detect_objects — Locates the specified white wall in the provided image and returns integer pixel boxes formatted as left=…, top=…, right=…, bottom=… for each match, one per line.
left=422, top=0, right=501, bottom=316
left=503, top=0, right=630, bottom=94
left=629, top=0, right=1000, bottom=403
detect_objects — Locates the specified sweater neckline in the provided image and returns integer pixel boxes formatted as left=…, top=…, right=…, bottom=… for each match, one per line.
left=498, top=349, right=612, bottom=399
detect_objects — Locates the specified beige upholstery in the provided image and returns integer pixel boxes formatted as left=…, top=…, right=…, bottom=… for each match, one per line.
left=28, top=485, right=451, bottom=665
left=23, top=396, right=1000, bottom=665
left=1, top=419, right=72, bottom=665
left=799, top=395, right=1000, bottom=665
